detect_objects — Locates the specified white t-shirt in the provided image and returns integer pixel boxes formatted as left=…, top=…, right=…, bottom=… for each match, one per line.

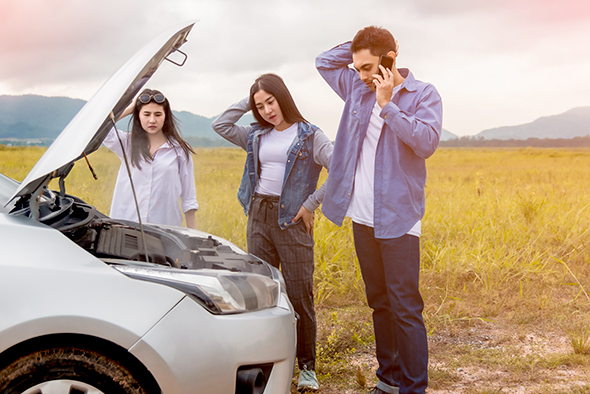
left=346, top=88, right=421, bottom=237
left=255, top=122, right=298, bottom=196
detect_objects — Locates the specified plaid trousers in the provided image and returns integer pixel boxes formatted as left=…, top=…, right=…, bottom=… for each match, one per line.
left=247, top=193, right=317, bottom=371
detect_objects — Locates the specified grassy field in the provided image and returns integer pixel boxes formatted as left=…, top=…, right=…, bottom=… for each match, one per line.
left=1, top=145, right=589, bottom=393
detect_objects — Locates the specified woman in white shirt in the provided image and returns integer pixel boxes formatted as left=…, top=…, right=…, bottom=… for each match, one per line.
left=104, top=89, right=198, bottom=228
left=212, top=74, right=333, bottom=391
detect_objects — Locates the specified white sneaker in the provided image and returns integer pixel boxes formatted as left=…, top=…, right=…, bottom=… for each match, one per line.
left=297, top=365, right=319, bottom=391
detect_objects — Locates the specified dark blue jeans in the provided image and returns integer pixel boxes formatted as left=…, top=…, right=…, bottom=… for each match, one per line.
left=353, top=222, right=428, bottom=394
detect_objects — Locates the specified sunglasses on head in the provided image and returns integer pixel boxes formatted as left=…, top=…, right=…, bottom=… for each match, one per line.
left=138, top=93, right=166, bottom=104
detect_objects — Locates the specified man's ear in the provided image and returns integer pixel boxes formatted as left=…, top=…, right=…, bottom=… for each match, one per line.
left=387, top=50, right=397, bottom=65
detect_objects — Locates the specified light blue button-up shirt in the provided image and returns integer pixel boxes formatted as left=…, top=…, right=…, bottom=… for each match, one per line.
left=316, top=42, right=442, bottom=238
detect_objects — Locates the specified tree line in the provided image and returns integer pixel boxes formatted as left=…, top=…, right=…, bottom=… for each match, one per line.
left=440, top=135, right=590, bottom=148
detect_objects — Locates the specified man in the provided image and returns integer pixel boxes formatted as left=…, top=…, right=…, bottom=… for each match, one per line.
left=316, top=26, right=442, bottom=394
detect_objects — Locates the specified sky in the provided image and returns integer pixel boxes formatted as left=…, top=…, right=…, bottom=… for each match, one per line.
left=1, top=0, right=590, bottom=139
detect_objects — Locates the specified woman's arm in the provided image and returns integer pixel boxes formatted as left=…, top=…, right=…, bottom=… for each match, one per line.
left=293, top=129, right=334, bottom=234
left=301, top=129, right=333, bottom=212
left=102, top=127, right=130, bottom=158
left=180, top=154, right=199, bottom=228
left=103, top=97, right=135, bottom=156
left=119, top=99, right=135, bottom=121
left=184, top=209, right=197, bottom=229
left=211, top=98, right=253, bottom=150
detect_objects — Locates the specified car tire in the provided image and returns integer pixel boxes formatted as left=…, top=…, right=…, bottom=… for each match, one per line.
left=0, top=346, right=150, bottom=394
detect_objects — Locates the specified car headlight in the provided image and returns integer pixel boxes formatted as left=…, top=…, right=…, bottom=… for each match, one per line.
left=267, top=263, right=294, bottom=312
left=113, top=265, right=279, bottom=314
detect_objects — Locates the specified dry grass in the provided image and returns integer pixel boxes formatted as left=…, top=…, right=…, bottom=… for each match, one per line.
left=2, top=145, right=590, bottom=393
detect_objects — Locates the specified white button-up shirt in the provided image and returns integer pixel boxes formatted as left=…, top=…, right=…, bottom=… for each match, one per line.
left=103, top=129, right=198, bottom=227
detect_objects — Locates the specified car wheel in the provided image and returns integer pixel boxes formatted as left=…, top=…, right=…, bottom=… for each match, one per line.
left=0, top=347, right=150, bottom=394
left=22, top=380, right=105, bottom=394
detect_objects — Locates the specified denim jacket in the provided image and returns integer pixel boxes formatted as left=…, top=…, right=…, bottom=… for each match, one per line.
left=212, top=98, right=333, bottom=229
left=316, top=42, right=442, bottom=238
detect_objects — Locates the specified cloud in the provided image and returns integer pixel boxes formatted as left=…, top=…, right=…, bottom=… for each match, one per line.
left=1, top=0, right=590, bottom=137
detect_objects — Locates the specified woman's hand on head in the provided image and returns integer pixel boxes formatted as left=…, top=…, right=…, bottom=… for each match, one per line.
left=118, top=96, right=137, bottom=121
left=293, top=205, right=314, bottom=234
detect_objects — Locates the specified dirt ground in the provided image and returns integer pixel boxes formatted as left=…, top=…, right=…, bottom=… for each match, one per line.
left=292, top=323, right=590, bottom=394
left=425, top=325, right=589, bottom=394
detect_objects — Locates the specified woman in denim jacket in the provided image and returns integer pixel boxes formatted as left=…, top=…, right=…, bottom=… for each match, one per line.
left=212, top=73, right=332, bottom=391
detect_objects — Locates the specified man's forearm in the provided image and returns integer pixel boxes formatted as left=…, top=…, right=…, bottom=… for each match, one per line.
left=316, top=42, right=355, bottom=100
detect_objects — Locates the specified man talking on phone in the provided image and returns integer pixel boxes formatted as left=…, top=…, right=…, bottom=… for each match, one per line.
left=316, top=26, right=442, bottom=394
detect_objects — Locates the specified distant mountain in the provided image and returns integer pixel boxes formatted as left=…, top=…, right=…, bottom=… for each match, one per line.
left=1, top=94, right=453, bottom=145
left=172, top=109, right=254, bottom=138
left=441, top=129, right=457, bottom=141
left=8, top=94, right=588, bottom=146
left=0, top=95, right=86, bottom=139
left=440, top=135, right=590, bottom=148
left=475, top=107, right=590, bottom=140
left=172, top=110, right=216, bottom=137
left=0, top=94, right=245, bottom=147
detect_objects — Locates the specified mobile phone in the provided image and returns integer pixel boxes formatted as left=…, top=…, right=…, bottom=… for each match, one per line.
left=377, top=55, right=394, bottom=77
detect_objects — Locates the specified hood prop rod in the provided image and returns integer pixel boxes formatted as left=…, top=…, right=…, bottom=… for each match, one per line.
left=83, top=152, right=98, bottom=180
left=109, top=112, right=151, bottom=263
left=29, top=181, right=48, bottom=222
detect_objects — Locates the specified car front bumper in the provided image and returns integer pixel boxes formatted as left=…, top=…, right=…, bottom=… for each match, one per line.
left=130, top=294, right=297, bottom=394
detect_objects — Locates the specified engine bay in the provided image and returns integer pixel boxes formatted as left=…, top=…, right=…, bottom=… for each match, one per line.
left=10, top=190, right=270, bottom=276
left=65, top=217, right=269, bottom=274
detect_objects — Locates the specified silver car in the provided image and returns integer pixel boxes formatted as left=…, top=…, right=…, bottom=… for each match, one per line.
left=0, top=21, right=296, bottom=394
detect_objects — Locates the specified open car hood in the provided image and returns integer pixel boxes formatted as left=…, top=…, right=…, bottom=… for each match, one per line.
left=7, top=20, right=196, bottom=205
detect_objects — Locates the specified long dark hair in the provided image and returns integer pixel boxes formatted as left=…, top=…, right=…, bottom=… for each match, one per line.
left=249, top=73, right=307, bottom=128
left=130, top=88, right=194, bottom=168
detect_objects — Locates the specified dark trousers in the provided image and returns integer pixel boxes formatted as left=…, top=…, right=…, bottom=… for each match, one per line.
left=247, top=194, right=316, bottom=371
left=353, top=222, right=428, bottom=394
